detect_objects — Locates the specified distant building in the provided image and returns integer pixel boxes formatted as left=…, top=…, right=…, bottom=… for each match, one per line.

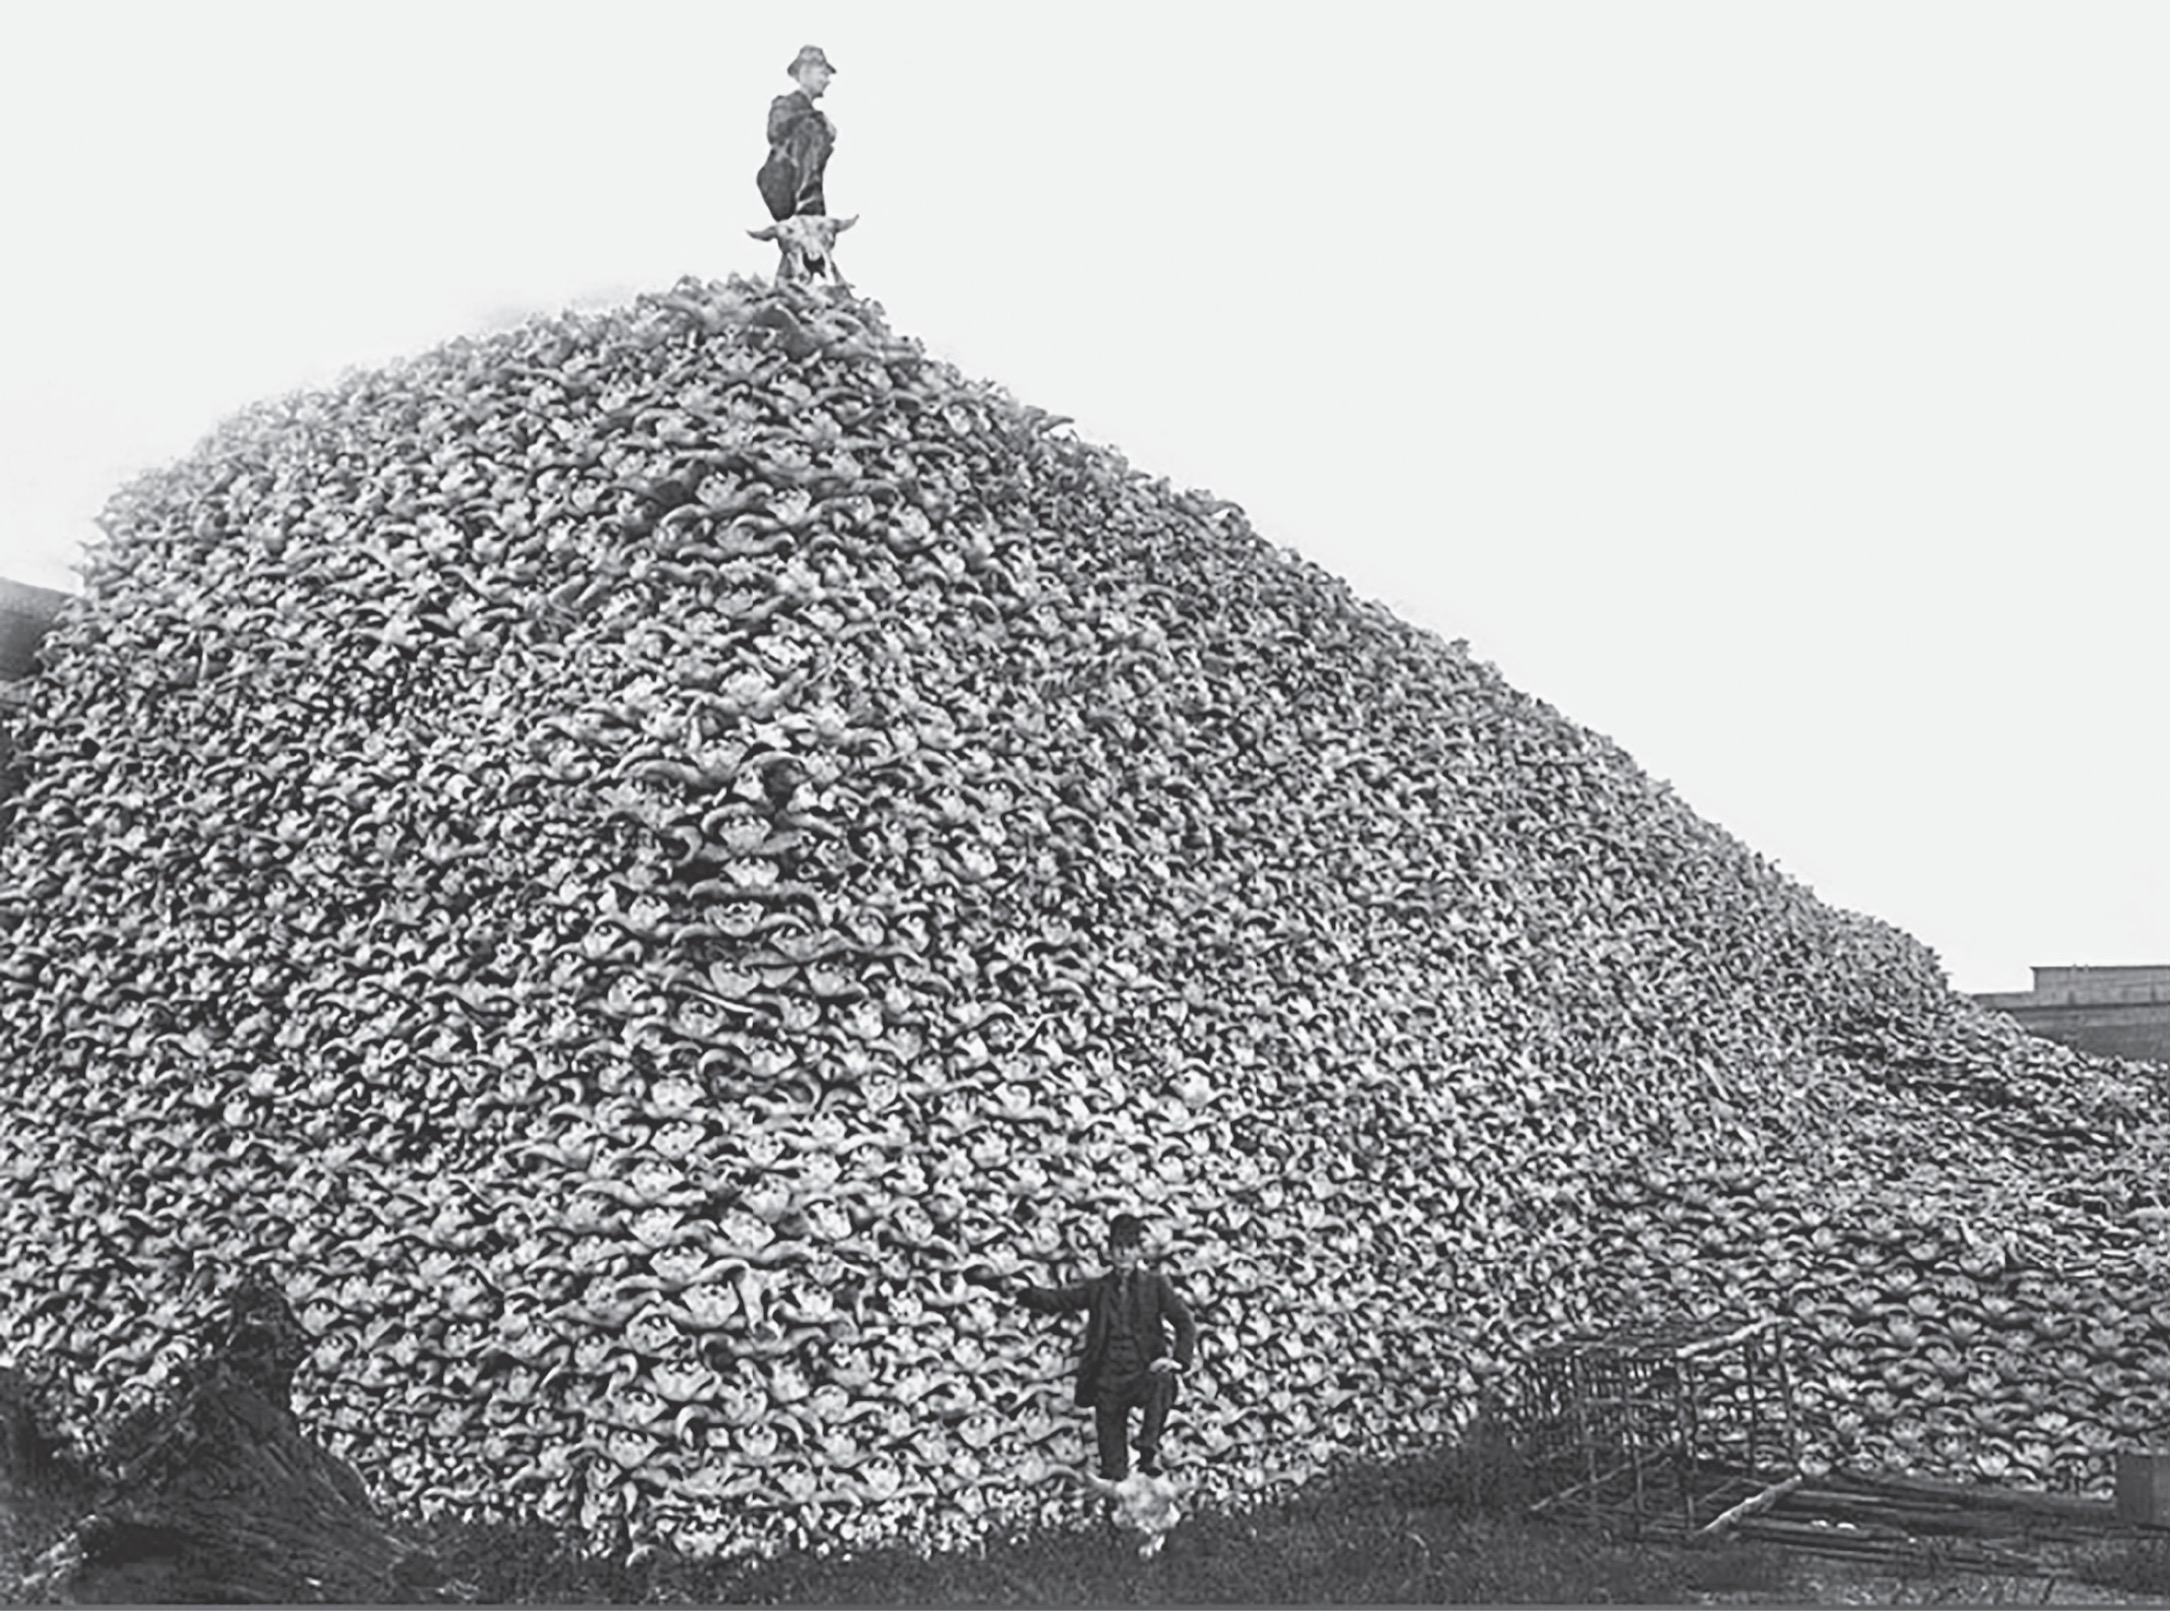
left=2, top=578, right=71, bottom=778
left=1, top=577, right=70, bottom=687
left=1976, top=966, right=2170, bottom=1065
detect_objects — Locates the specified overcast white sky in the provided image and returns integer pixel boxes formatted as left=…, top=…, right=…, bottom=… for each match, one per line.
left=2, top=3, right=2165, bottom=994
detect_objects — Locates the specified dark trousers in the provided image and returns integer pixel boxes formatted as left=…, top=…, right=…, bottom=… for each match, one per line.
left=1093, top=1370, right=1170, bottom=1480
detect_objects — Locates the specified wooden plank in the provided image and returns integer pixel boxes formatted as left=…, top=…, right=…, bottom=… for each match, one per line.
left=1733, top=1520, right=2047, bottom=1576
left=1785, top=1488, right=1963, bottom=1514
left=1695, top=1472, right=1804, bottom=1538
left=1526, top=1452, right=1649, bottom=1515
left=1732, top=1515, right=1868, bottom=1542
left=1731, top=1523, right=1915, bottom=1563
left=1743, top=1513, right=1912, bottom=1550
left=1782, top=1494, right=2016, bottom=1534
left=1784, top=1485, right=2080, bottom=1538
left=1823, top=1469, right=2115, bottom=1523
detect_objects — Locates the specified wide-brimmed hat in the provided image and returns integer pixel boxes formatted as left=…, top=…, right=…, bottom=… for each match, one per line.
left=789, top=45, right=836, bottom=76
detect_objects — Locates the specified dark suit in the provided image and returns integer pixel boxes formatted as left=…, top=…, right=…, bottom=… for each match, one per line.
left=1022, top=1267, right=1197, bottom=1478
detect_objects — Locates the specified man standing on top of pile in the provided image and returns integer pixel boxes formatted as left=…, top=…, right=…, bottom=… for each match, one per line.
left=758, top=45, right=838, bottom=222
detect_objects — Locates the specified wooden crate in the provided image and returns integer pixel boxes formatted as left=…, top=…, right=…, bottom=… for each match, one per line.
left=1503, top=1314, right=1801, bottom=1540
left=2115, top=1449, right=2170, bottom=1527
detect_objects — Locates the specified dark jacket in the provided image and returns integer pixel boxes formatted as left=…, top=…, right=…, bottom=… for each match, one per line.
left=759, top=89, right=835, bottom=220
left=1020, top=1268, right=1197, bottom=1409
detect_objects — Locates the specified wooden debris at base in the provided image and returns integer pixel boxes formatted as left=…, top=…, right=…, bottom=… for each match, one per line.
left=1722, top=1466, right=2170, bottom=1578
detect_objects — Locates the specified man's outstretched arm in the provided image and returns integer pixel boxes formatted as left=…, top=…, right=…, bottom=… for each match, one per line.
left=965, top=1258, right=1097, bottom=1315
left=1017, top=1276, right=1097, bottom=1315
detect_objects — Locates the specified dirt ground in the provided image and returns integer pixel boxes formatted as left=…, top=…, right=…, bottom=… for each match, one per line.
left=1689, top=1551, right=2170, bottom=1607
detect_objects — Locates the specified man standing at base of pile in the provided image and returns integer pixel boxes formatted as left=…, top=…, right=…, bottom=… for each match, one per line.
left=1013, top=1213, right=1198, bottom=1481
left=758, top=45, right=838, bottom=221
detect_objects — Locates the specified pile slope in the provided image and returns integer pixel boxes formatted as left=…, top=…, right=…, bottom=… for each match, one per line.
left=2, top=277, right=2166, bottom=1557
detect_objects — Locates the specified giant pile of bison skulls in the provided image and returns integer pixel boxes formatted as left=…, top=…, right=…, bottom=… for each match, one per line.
left=2, top=276, right=2168, bottom=1559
